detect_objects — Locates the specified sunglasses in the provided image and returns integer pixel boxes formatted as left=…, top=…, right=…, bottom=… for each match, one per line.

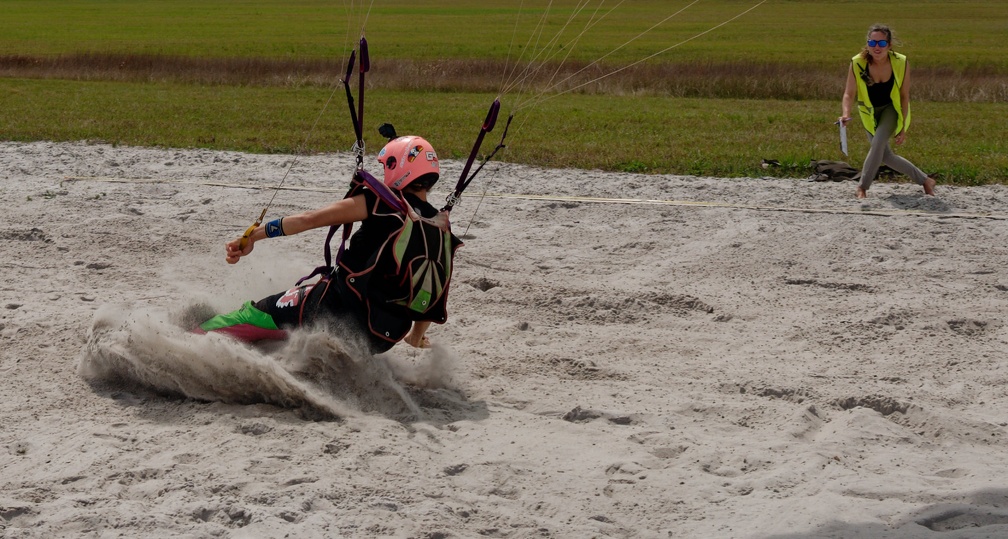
left=867, top=39, right=889, bottom=48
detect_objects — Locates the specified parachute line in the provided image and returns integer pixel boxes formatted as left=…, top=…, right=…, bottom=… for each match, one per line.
left=502, top=0, right=623, bottom=97
left=460, top=0, right=768, bottom=228
left=518, top=0, right=769, bottom=112
left=253, top=0, right=375, bottom=220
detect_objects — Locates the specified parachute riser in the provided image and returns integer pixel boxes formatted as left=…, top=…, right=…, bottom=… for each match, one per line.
left=357, top=38, right=369, bottom=168
left=443, top=99, right=511, bottom=212
left=342, top=37, right=370, bottom=170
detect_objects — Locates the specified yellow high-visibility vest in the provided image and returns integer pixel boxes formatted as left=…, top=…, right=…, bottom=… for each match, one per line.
left=852, top=51, right=910, bottom=135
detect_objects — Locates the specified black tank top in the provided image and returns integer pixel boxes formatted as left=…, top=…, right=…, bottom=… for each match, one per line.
left=867, top=72, right=894, bottom=108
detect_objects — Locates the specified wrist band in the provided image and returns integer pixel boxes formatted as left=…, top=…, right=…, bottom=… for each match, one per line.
left=264, top=218, right=285, bottom=238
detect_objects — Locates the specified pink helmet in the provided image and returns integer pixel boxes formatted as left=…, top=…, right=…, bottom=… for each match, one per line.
left=376, top=136, right=440, bottom=190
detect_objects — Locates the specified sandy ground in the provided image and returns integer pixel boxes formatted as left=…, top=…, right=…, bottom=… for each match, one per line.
left=2, top=140, right=1008, bottom=538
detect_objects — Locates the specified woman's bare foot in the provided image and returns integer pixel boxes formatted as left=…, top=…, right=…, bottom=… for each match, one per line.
left=856, top=187, right=867, bottom=199
left=923, top=177, right=937, bottom=196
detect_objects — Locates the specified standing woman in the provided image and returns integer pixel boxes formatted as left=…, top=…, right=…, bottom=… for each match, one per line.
left=839, top=24, right=936, bottom=199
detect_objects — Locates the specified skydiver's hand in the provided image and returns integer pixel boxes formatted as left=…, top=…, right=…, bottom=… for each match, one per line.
left=405, top=334, right=431, bottom=349
left=225, top=236, right=254, bottom=264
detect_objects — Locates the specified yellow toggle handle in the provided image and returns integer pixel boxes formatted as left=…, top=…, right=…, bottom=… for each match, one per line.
left=239, top=208, right=267, bottom=251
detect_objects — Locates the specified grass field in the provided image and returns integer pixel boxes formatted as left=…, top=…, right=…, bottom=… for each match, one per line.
left=4, top=1, right=1007, bottom=68
left=2, top=1, right=1007, bottom=183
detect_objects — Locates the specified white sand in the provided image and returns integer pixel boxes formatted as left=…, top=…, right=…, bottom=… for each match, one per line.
left=2, top=140, right=1008, bottom=538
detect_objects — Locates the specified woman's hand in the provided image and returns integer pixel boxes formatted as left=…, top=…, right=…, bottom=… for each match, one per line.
left=894, top=131, right=906, bottom=146
left=838, top=116, right=851, bottom=127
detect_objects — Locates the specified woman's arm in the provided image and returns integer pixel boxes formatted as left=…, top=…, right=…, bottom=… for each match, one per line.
left=839, top=65, right=857, bottom=126
left=225, top=193, right=369, bottom=264
left=895, top=63, right=911, bottom=144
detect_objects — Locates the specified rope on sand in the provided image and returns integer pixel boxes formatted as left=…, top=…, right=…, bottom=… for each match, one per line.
left=485, top=193, right=1008, bottom=220
left=62, top=175, right=1008, bottom=221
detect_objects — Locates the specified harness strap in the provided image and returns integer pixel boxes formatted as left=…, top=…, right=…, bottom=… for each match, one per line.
left=297, top=276, right=334, bottom=326
left=296, top=170, right=410, bottom=285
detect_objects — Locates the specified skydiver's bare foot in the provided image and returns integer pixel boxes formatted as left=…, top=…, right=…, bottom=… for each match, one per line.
left=923, top=176, right=936, bottom=196
left=856, top=187, right=867, bottom=199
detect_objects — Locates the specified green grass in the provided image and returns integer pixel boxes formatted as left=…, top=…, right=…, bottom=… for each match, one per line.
left=3, top=78, right=1005, bottom=183
left=3, top=1, right=1007, bottom=69
left=2, top=1, right=1007, bottom=183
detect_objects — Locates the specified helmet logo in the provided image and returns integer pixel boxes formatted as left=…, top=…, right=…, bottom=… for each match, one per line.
left=407, top=145, right=423, bottom=163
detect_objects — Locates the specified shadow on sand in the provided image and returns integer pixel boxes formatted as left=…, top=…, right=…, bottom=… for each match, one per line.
left=766, top=488, right=1008, bottom=539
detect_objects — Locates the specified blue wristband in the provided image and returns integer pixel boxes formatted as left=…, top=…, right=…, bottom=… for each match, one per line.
left=264, top=218, right=285, bottom=238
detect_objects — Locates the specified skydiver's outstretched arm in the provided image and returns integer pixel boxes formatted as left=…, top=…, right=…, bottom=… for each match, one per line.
left=225, top=193, right=369, bottom=264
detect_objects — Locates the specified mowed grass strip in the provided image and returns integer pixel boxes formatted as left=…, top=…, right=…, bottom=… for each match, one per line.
left=3, top=78, right=1005, bottom=184
left=3, top=54, right=1005, bottom=103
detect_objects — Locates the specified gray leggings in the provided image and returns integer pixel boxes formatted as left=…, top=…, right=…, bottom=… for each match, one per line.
left=858, top=104, right=929, bottom=190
